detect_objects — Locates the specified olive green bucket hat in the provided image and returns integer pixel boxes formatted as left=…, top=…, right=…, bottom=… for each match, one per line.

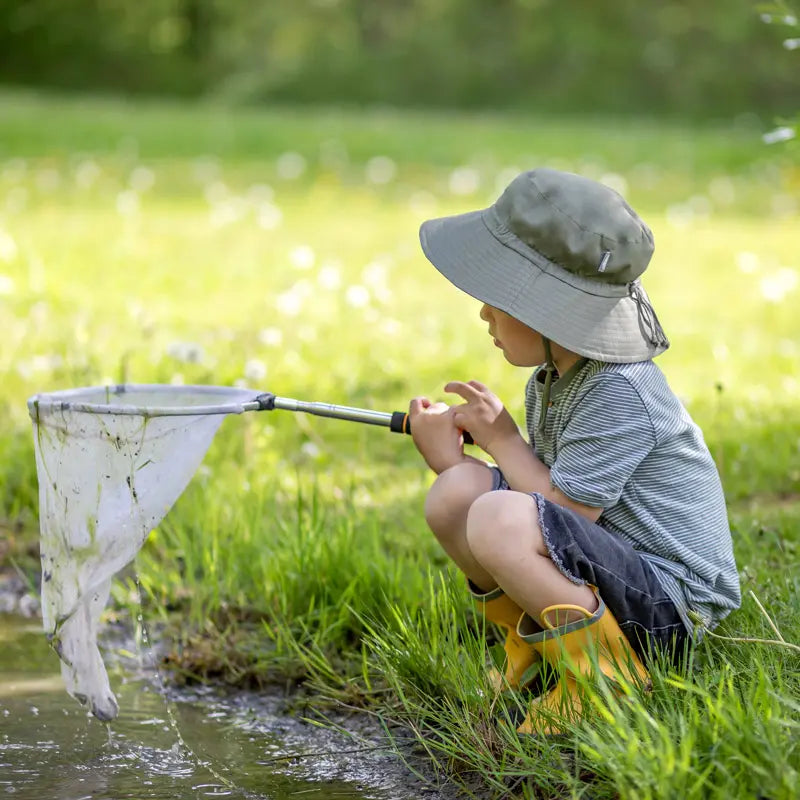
left=419, top=168, right=669, bottom=363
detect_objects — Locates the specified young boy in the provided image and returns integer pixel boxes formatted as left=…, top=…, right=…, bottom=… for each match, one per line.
left=409, top=168, right=741, bottom=734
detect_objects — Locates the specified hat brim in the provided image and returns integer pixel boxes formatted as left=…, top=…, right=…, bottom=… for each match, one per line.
left=419, top=209, right=668, bottom=363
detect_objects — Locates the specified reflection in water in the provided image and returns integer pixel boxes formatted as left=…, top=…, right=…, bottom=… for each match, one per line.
left=0, top=614, right=391, bottom=799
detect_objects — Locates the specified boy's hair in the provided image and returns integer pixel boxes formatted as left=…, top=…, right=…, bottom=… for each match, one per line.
left=419, top=168, right=668, bottom=364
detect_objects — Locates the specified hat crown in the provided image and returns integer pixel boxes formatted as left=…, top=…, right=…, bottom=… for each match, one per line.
left=494, top=168, right=654, bottom=285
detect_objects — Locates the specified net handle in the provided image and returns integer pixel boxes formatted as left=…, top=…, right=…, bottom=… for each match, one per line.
left=28, top=386, right=473, bottom=443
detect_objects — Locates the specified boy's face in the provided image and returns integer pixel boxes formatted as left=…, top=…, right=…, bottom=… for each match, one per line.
left=479, top=304, right=545, bottom=366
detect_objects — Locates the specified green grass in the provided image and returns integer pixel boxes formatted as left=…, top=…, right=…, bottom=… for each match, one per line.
left=1, top=90, right=799, bottom=798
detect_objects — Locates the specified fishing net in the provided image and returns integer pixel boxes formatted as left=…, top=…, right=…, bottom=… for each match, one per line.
left=28, top=384, right=261, bottom=721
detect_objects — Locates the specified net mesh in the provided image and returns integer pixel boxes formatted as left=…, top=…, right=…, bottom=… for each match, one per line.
left=28, top=385, right=259, bottom=720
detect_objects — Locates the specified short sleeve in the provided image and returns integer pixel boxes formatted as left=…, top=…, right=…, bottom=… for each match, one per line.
left=549, top=374, right=656, bottom=508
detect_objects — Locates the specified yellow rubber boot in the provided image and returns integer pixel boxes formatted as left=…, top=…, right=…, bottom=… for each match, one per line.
left=469, top=581, right=539, bottom=691
left=516, top=589, right=650, bottom=735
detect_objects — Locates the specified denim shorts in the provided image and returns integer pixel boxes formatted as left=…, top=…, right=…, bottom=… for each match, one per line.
left=491, top=468, right=689, bottom=665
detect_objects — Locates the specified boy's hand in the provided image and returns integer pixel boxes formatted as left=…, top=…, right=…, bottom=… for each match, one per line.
left=445, top=380, right=521, bottom=456
left=409, top=397, right=467, bottom=474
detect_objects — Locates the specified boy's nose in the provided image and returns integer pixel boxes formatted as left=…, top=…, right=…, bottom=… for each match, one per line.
left=479, top=304, right=492, bottom=322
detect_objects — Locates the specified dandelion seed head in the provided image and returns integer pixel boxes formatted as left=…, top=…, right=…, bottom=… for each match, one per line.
left=244, top=358, right=268, bottom=382
left=736, top=251, right=760, bottom=274
left=5, top=187, right=28, bottom=214
left=204, top=181, right=229, bottom=205
left=301, top=441, right=321, bottom=459
left=708, top=176, right=736, bottom=206
left=193, top=157, right=220, bottom=184
left=345, top=285, right=370, bottom=308
left=210, top=199, right=246, bottom=228
left=275, top=281, right=312, bottom=317
left=257, top=203, right=283, bottom=230
left=2, top=158, right=27, bottom=181
left=116, top=190, right=139, bottom=217
left=129, top=166, right=155, bottom=193
left=276, top=291, right=303, bottom=317
left=365, top=156, right=397, bottom=185
left=166, top=341, right=205, bottom=364
left=631, top=162, right=661, bottom=189
left=448, top=166, right=480, bottom=196
left=760, top=267, right=798, bottom=302
left=36, top=169, right=60, bottom=193
left=600, top=173, right=628, bottom=197
left=771, top=193, right=798, bottom=217
left=380, top=318, right=401, bottom=337
left=0, top=274, right=15, bottom=295
left=665, top=203, right=693, bottom=229
left=74, top=160, right=101, bottom=190
left=0, top=229, right=18, bottom=263
left=784, top=37, right=800, bottom=49
left=276, top=152, right=307, bottom=180
left=688, top=195, right=712, bottom=218
left=259, top=327, right=284, bottom=347
left=247, top=184, right=274, bottom=204
left=317, top=260, right=342, bottom=290
left=712, top=342, right=729, bottom=363
left=290, top=245, right=315, bottom=270
left=319, top=138, right=348, bottom=170
left=408, top=190, right=437, bottom=216
left=362, top=259, right=390, bottom=288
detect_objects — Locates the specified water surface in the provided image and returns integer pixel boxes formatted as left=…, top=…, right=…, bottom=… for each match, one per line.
left=0, top=613, right=415, bottom=799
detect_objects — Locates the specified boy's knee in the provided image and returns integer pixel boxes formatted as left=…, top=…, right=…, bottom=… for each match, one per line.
left=424, top=462, right=494, bottom=537
left=466, top=491, right=544, bottom=567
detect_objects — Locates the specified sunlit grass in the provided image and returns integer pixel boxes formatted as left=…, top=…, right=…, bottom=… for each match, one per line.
left=2, top=91, right=799, bottom=798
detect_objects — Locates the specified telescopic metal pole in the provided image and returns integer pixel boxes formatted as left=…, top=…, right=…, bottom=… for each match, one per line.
left=244, top=392, right=474, bottom=444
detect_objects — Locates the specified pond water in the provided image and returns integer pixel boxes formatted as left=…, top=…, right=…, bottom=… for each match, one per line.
left=0, top=613, right=433, bottom=800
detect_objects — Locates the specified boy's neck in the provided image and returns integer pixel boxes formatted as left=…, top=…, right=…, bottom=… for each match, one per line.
left=549, top=342, right=583, bottom=377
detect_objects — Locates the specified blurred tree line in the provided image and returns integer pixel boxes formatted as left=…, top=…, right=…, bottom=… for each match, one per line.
left=0, top=0, right=796, bottom=118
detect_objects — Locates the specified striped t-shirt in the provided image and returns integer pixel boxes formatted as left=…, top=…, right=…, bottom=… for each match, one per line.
left=525, top=358, right=741, bottom=633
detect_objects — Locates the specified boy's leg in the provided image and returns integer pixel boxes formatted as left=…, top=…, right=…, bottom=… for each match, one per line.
left=424, top=462, right=497, bottom=590
left=466, top=490, right=598, bottom=621
left=426, top=463, right=540, bottom=690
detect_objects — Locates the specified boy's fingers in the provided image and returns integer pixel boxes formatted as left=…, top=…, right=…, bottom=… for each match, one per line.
left=409, top=396, right=429, bottom=415
left=467, top=379, right=490, bottom=393
left=444, top=381, right=480, bottom=401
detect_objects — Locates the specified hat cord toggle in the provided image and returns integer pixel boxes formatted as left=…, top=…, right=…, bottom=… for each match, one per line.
left=628, top=282, right=669, bottom=348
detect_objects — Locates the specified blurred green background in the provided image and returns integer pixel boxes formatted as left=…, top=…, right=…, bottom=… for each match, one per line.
left=0, top=0, right=798, bottom=118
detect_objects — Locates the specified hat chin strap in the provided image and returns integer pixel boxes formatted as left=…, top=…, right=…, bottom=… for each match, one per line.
left=537, top=338, right=556, bottom=435
left=628, top=282, right=669, bottom=349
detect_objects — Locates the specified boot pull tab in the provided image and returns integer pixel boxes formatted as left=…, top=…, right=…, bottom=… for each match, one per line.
left=539, top=604, right=594, bottom=630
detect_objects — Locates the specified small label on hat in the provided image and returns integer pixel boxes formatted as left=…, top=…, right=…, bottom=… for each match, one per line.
left=598, top=251, right=611, bottom=273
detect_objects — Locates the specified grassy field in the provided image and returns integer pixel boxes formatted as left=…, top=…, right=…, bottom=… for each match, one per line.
left=1, top=89, right=800, bottom=798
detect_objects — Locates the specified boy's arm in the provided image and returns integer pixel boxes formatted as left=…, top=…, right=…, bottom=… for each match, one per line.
left=487, top=434, right=603, bottom=522
left=446, top=380, right=603, bottom=523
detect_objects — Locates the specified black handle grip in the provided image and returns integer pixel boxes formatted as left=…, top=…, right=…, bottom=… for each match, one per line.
left=390, top=411, right=474, bottom=446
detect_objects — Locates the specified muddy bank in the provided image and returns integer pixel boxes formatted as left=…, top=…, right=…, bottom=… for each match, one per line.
left=0, top=571, right=482, bottom=799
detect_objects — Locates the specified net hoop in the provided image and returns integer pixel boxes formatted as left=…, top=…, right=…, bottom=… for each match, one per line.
left=27, top=383, right=262, bottom=420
